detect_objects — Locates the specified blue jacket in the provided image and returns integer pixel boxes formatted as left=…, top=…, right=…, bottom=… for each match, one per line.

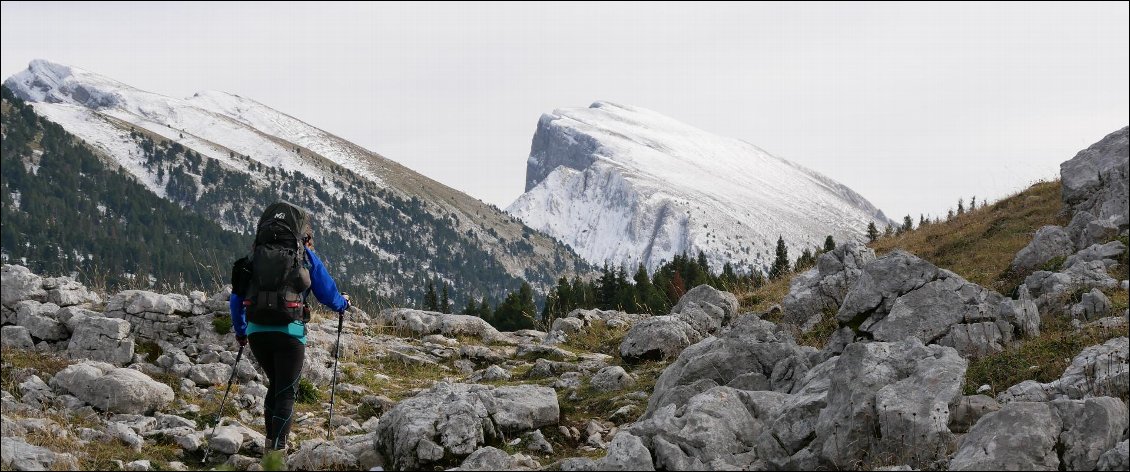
left=229, top=246, right=348, bottom=338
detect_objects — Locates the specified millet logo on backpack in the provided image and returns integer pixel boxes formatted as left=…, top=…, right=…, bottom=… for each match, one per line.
left=275, top=212, right=285, bottom=219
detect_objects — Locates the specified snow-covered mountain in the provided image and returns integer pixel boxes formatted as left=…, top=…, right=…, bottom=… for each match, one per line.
left=4, top=59, right=590, bottom=304
left=507, top=101, right=890, bottom=274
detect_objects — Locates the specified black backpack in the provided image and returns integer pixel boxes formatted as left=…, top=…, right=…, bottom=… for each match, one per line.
left=234, top=202, right=312, bottom=326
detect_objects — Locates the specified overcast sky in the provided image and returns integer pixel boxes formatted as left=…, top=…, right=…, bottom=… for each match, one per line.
left=2, top=1, right=1127, bottom=221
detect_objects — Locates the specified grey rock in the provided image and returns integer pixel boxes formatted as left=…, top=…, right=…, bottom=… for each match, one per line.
left=470, top=364, right=511, bottom=383
left=998, top=380, right=1052, bottom=404
left=1065, top=241, right=1127, bottom=270
left=620, top=286, right=739, bottom=363
left=783, top=242, right=876, bottom=331
left=558, top=457, right=599, bottom=471
left=374, top=382, right=559, bottom=470
left=286, top=439, right=360, bottom=471
left=1060, top=127, right=1129, bottom=238
left=208, top=425, right=243, bottom=455
left=591, top=366, right=635, bottom=392
left=1050, top=336, right=1128, bottom=400
left=1, top=265, right=46, bottom=309
left=1098, top=440, right=1129, bottom=471
left=527, top=358, right=580, bottom=379
left=0, top=436, right=79, bottom=471
left=618, top=316, right=699, bottom=362
left=1026, top=260, right=1119, bottom=313
left=948, top=395, right=1001, bottom=433
left=187, top=363, right=233, bottom=386
left=18, top=376, right=53, bottom=408
left=671, top=284, right=739, bottom=334
left=1, top=326, right=34, bottom=350
left=1053, top=397, right=1129, bottom=471
left=838, top=251, right=1035, bottom=357
left=1066, top=210, right=1122, bottom=249
left=949, top=401, right=1062, bottom=471
left=173, top=431, right=205, bottom=452
left=105, top=421, right=144, bottom=451
left=998, top=284, right=1041, bottom=338
left=645, top=315, right=811, bottom=417
left=458, top=446, right=515, bottom=470
left=813, top=338, right=966, bottom=469
left=609, top=405, right=639, bottom=424
left=1071, top=288, right=1112, bottom=321
left=123, top=459, right=151, bottom=471
left=50, top=361, right=174, bottom=414
left=44, top=276, right=100, bottom=308
left=523, top=429, right=554, bottom=454
left=65, top=314, right=134, bottom=365
left=596, top=432, right=654, bottom=471
left=14, top=301, right=66, bottom=341
left=630, top=387, right=787, bottom=470
left=376, top=308, right=502, bottom=343
left=1010, top=225, right=1074, bottom=273
left=554, top=372, right=584, bottom=390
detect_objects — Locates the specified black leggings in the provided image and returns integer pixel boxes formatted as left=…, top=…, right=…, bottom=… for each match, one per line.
left=248, top=331, right=305, bottom=450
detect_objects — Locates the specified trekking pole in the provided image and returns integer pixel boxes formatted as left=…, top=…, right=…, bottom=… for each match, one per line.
left=202, top=344, right=245, bottom=464
left=327, top=306, right=345, bottom=439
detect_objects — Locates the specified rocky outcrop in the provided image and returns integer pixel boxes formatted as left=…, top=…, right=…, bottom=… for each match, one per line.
left=50, top=361, right=174, bottom=414
left=836, top=251, right=1038, bottom=357
left=619, top=285, right=738, bottom=362
left=1060, top=126, right=1129, bottom=247
left=644, top=315, right=813, bottom=417
left=373, top=382, right=560, bottom=470
left=376, top=308, right=504, bottom=344
left=65, top=313, right=134, bottom=366
left=1010, top=225, right=1074, bottom=272
left=783, top=242, right=876, bottom=331
left=950, top=397, right=1128, bottom=471
left=809, top=338, right=966, bottom=469
left=999, top=337, right=1129, bottom=402
left=544, top=309, right=647, bottom=346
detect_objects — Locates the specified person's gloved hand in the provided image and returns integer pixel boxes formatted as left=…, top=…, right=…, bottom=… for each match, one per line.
left=339, top=293, right=351, bottom=315
left=236, top=334, right=247, bottom=347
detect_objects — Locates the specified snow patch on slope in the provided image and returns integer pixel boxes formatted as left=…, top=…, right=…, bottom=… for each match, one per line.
left=508, top=101, right=890, bottom=273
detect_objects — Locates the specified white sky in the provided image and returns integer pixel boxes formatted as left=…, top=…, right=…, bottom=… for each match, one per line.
left=2, top=1, right=1127, bottom=221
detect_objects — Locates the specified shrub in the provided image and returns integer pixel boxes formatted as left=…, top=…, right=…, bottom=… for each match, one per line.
left=212, top=315, right=232, bottom=335
left=296, top=378, right=322, bottom=404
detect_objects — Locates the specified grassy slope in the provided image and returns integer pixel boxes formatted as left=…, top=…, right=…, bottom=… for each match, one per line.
left=737, top=180, right=1128, bottom=396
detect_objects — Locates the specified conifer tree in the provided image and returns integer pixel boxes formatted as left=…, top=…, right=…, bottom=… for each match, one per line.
left=901, top=215, right=914, bottom=233
left=867, top=222, right=879, bottom=242
left=824, top=235, right=836, bottom=252
left=423, top=281, right=438, bottom=311
left=462, top=297, right=479, bottom=317
left=440, top=283, right=451, bottom=314
left=957, top=198, right=965, bottom=215
left=883, top=225, right=894, bottom=238
left=769, top=236, right=790, bottom=280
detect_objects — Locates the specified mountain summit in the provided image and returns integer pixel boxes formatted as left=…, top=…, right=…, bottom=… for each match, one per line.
left=4, top=60, right=590, bottom=304
left=507, top=101, right=890, bottom=273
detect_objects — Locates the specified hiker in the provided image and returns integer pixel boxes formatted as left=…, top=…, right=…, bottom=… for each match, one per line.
left=229, top=202, right=350, bottom=452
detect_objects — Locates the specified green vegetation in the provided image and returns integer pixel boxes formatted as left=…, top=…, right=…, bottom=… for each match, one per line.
left=965, top=315, right=1128, bottom=397
left=296, top=378, right=322, bottom=404
left=135, top=340, right=163, bottom=363
left=561, top=320, right=630, bottom=357
left=212, top=314, right=233, bottom=335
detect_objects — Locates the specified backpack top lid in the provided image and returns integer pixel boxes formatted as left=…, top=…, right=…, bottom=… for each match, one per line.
left=255, top=201, right=308, bottom=246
